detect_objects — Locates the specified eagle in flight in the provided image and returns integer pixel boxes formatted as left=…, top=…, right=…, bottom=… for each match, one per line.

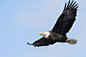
left=27, top=0, right=79, bottom=47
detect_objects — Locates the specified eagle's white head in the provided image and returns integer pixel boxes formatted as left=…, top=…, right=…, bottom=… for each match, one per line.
left=39, top=32, right=50, bottom=38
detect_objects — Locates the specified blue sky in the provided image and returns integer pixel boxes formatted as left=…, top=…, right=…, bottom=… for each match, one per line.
left=0, top=0, right=86, bottom=57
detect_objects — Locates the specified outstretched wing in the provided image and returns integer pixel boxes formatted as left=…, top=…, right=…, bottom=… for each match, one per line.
left=52, top=0, right=78, bottom=36
left=27, top=37, right=56, bottom=47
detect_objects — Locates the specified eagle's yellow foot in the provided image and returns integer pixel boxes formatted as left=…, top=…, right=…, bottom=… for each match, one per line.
left=66, top=40, right=70, bottom=43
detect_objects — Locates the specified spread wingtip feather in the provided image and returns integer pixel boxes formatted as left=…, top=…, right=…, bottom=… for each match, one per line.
left=64, top=0, right=78, bottom=10
left=27, top=42, right=33, bottom=45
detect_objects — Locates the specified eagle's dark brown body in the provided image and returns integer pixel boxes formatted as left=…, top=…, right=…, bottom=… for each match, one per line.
left=49, top=31, right=67, bottom=42
left=27, top=0, right=78, bottom=47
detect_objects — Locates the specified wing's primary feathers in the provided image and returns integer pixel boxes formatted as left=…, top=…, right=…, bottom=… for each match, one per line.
left=27, top=37, right=56, bottom=47
left=52, top=0, right=78, bottom=36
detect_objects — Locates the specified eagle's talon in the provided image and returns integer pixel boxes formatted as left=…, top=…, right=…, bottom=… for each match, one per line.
left=66, top=40, right=70, bottom=43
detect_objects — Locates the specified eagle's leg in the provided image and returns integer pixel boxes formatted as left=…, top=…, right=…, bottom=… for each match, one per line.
left=66, top=38, right=77, bottom=44
left=66, top=40, right=70, bottom=43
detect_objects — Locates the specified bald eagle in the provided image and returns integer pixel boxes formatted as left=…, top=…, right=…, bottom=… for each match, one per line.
left=27, top=0, right=78, bottom=47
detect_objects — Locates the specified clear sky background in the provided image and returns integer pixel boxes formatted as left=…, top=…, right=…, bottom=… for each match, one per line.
left=0, top=0, right=86, bottom=57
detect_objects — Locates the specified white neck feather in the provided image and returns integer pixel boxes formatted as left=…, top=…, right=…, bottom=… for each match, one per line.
left=42, top=32, right=50, bottom=38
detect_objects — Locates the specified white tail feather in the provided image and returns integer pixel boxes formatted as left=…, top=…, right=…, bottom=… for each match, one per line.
left=67, top=38, right=77, bottom=44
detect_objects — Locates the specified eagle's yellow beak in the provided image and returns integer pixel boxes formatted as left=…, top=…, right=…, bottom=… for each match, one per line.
left=39, top=33, right=43, bottom=35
